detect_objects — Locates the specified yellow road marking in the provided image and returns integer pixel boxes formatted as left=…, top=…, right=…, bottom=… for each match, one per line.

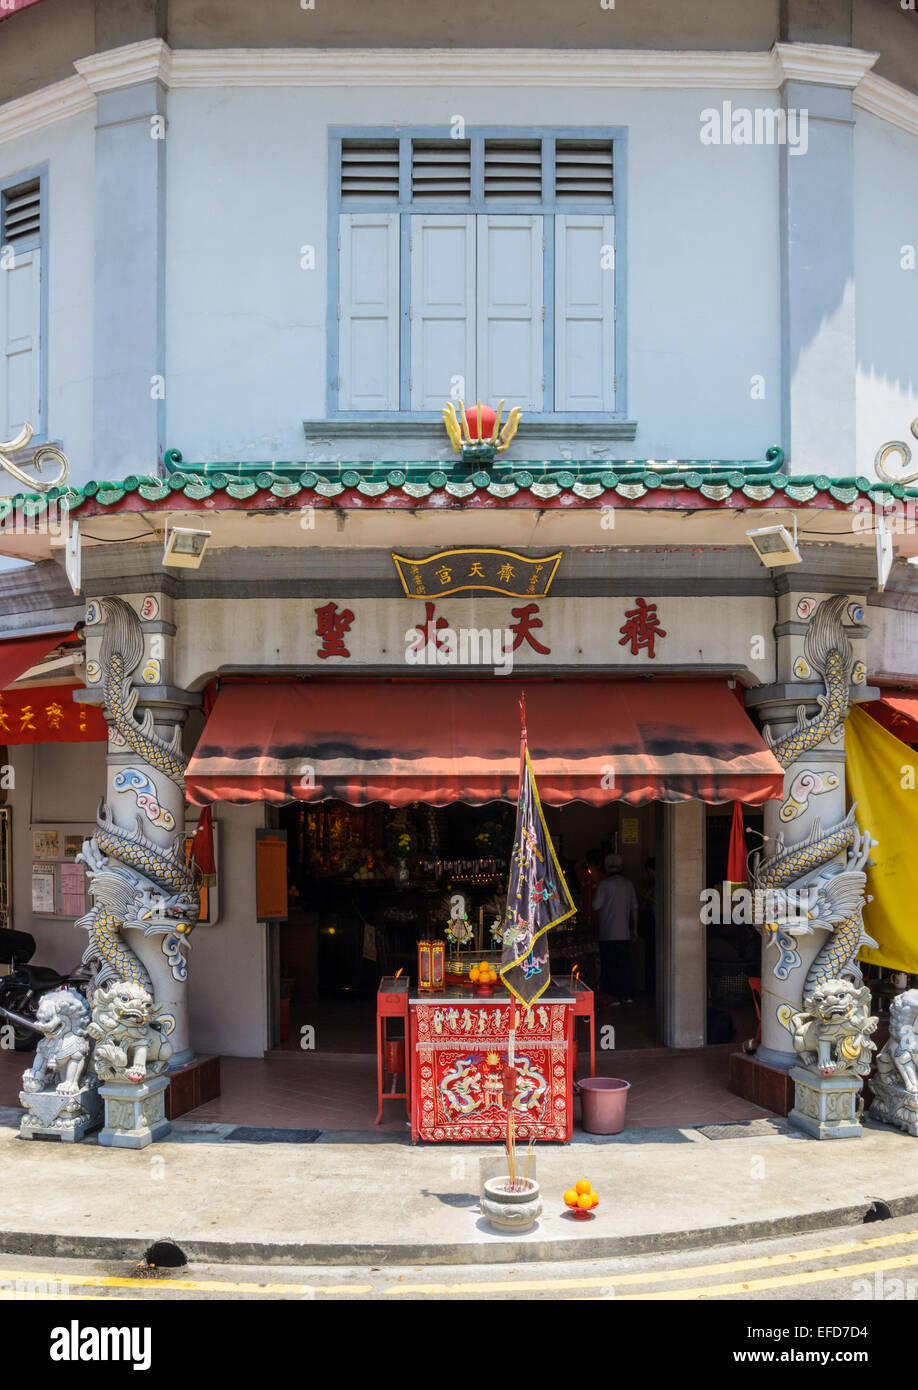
left=383, top=1228, right=918, bottom=1296
left=0, top=1268, right=371, bottom=1297
left=0, top=1292, right=142, bottom=1302
left=3, top=1226, right=918, bottom=1300
left=610, top=1250, right=918, bottom=1300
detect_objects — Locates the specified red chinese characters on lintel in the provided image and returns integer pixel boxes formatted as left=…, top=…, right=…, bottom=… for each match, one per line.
left=315, top=598, right=666, bottom=661
left=619, top=597, right=666, bottom=659
left=315, top=602, right=354, bottom=659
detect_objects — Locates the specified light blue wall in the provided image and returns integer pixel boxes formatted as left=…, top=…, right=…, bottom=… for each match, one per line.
left=854, top=110, right=918, bottom=478
left=0, top=112, right=94, bottom=478
left=780, top=82, right=857, bottom=477
left=93, top=81, right=167, bottom=480
left=163, top=85, right=781, bottom=464
left=5, top=80, right=917, bottom=482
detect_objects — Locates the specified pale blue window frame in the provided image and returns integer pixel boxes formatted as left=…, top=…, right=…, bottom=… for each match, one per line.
left=327, top=127, right=627, bottom=423
left=0, top=163, right=49, bottom=442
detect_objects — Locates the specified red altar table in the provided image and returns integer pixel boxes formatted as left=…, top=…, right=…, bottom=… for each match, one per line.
left=408, top=982, right=576, bottom=1142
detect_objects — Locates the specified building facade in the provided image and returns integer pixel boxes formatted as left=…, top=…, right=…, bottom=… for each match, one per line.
left=0, top=0, right=917, bottom=1086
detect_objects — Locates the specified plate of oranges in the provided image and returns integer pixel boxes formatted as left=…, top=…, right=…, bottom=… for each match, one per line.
left=563, top=1179, right=599, bottom=1220
left=469, top=961, right=499, bottom=992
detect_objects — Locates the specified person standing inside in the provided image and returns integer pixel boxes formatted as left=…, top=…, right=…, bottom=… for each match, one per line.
left=592, top=853, right=638, bottom=1006
left=575, top=847, right=606, bottom=928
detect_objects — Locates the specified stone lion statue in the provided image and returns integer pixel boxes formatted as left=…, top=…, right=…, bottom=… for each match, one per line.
left=21, top=988, right=92, bottom=1096
left=87, top=980, right=175, bottom=1083
left=789, top=978, right=877, bottom=1078
left=869, top=989, right=918, bottom=1136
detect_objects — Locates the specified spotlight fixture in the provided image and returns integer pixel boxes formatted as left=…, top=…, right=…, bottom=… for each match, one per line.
left=745, top=516, right=801, bottom=568
left=162, top=522, right=211, bottom=569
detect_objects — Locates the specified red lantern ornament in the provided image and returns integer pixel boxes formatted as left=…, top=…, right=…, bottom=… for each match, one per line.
left=463, top=404, right=497, bottom=443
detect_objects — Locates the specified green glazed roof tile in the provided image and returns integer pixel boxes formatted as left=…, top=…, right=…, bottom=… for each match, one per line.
left=14, top=443, right=918, bottom=518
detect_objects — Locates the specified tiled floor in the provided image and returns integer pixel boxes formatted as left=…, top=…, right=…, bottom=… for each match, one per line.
left=0, top=1038, right=771, bottom=1133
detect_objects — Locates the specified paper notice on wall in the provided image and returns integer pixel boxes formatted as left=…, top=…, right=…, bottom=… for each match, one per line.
left=621, top=817, right=640, bottom=845
left=31, top=863, right=56, bottom=914
left=32, top=829, right=60, bottom=859
left=60, top=862, right=87, bottom=917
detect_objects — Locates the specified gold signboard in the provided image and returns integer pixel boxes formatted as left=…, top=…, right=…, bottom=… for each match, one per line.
left=392, top=548, right=562, bottom=599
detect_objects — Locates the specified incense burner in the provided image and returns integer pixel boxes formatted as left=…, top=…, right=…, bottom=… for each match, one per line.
left=481, top=1176, right=542, bottom=1232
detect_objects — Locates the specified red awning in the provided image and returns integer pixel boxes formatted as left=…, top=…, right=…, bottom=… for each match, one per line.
left=0, top=628, right=77, bottom=691
left=186, top=678, right=784, bottom=808
left=864, top=690, right=918, bottom=742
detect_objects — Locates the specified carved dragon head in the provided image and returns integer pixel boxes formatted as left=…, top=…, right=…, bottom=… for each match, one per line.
left=126, top=885, right=200, bottom=939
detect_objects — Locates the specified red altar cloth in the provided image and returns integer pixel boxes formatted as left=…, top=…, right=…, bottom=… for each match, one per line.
left=409, top=985, right=574, bottom=1142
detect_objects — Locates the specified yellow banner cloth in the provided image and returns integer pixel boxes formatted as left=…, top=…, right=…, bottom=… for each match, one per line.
left=846, top=702, right=918, bottom=974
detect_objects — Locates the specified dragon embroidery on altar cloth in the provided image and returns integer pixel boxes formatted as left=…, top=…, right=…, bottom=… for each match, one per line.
left=76, top=597, right=199, bottom=989
left=751, top=596, right=877, bottom=991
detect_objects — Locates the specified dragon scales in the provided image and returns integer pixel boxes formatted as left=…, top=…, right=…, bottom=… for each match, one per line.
left=750, top=594, right=876, bottom=1065
left=76, top=597, right=200, bottom=1059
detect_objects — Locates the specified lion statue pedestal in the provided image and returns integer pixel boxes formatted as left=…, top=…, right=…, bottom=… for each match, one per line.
left=788, top=979, right=877, bottom=1140
left=18, top=988, right=101, bottom=1143
left=88, top=980, right=174, bottom=1148
left=869, top=989, right=918, bottom=1138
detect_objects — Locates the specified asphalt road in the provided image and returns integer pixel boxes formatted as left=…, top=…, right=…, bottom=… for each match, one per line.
left=4, top=1214, right=918, bottom=1302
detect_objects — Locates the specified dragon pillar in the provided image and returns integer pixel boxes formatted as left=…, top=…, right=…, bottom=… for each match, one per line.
left=745, top=593, right=876, bottom=1068
left=76, top=595, right=202, bottom=1066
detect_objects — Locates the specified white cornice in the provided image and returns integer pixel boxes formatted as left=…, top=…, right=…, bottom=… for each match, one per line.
left=1, top=40, right=915, bottom=150
left=0, top=75, right=94, bottom=147
left=774, top=41, right=878, bottom=89
left=854, top=71, right=918, bottom=140
left=73, top=37, right=172, bottom=94
left=167, top=47, right=780, bottom=89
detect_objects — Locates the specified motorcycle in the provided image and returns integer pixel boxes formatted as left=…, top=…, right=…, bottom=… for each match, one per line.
left=0, top=927, right=95, bottom=1051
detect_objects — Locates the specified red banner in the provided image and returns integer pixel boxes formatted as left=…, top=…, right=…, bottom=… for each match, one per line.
left=0, top=685, right=107, bottom=744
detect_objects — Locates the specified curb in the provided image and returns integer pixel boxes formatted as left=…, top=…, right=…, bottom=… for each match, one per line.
left=3, top=1192, right=917, bottom=1267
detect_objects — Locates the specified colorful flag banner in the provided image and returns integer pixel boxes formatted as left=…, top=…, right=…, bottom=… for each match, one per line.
left=499, top=707, right=576, bottom=1008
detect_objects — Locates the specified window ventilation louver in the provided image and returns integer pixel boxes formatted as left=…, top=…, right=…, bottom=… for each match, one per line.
left=554, top=142, right=614, bottom=204
left=2, top=180, right=40, bottom=243
left=411, top=140, right=471, bottom=199
left=340, top=141, right=400, bottom=203
left=484, top=141, right=542, bottom=199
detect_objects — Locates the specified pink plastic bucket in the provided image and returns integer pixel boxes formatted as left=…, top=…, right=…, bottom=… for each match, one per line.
left=577, top=1077, right=631, bottom=1135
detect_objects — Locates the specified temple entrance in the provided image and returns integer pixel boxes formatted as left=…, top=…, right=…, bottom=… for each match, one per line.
left=274, top=797, right=664, bottom=1055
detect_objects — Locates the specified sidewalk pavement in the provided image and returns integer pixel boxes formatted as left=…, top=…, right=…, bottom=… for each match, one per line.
left=0, top=1108, right=915, bottom=1267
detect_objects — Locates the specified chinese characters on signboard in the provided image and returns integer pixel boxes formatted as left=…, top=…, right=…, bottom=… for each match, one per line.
left=314, top=598, right=667, bottom=663
left=391, top=549, right=563, bottom=599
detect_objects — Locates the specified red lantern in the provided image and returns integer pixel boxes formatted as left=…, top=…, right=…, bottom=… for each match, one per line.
left=463, top=404, right=497, bottom=442
left=417, top=940, right=432, bottom=991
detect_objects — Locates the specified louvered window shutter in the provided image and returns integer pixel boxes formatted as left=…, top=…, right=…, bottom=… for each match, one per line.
left=483, top=141, right=542, bottom=200
left=409, top=214, right=476, bottom=411
left=339, top=141, right=400, bottom=205
left=554, top=214, right=615, bottom=412
left=337, top=213, right=400, bottom=411
left=411, top=142, right=472, bottom=201
left=476, top=215, right=543, bottom=412
left=0, top=246, right=41, bottom=438
left=554, top=142, right=614, bottom=205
